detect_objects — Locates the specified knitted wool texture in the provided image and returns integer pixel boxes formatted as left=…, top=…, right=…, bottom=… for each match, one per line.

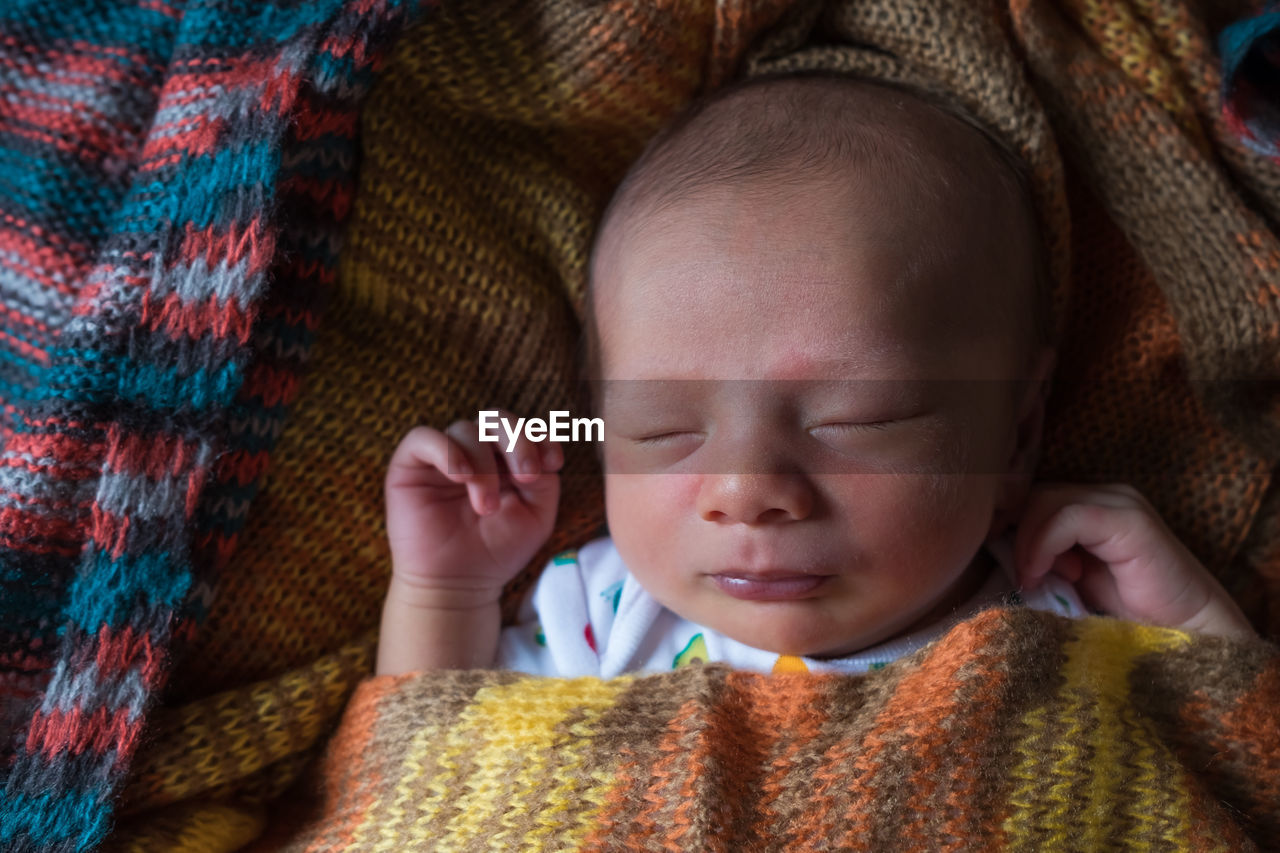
left=3, top=0, right=1279, bottom=851
left=0, top=1, right=418, bottom=850
left=119, top=0, right=1280, bottom=850
left=147, top=0, right=1280, bottom=850
left=274, top=609, right=1280, bottom=851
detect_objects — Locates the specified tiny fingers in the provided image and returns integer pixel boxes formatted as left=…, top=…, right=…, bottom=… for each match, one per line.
left=1075, top=557, right=1126, bottom=616
left=387, top=426, right=473, bottom=483
left=491, top=409, right=544, bottom=483
left=483, top=409, right=567, bottom=489
left=396, top=414, right=568, bottom=516
left=540, top=439, right=565, bottom=472
left=1016, top=498, right=1105, bottom=590
left=444, top=421, right=502, bottom=515
left=1015, top=483, right=1150, bottom=588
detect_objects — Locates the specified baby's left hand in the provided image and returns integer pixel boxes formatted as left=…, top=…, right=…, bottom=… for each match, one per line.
left=1014, top=483, right=1255, bottom=640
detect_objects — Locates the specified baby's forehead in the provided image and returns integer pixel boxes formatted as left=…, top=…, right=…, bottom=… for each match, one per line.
left=586, top=77, right=1043, bottom=377
left=600, top=156, right=1022, bottom=314
left=597, top=76, right=1019, bottom=236
left=595, top=213, right=1026, bottom=392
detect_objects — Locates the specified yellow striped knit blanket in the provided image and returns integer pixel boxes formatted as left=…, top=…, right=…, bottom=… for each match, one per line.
left=277, top=609, right=1280, bottom=850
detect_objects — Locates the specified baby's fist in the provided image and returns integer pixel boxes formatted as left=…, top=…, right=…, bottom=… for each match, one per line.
left=384, top=418, right=563, bottom=609
left=1014, top=483, right=1253, bottom=640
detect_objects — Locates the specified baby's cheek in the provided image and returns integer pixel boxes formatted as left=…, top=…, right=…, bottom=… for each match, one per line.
left=870, top=472, right=995, bottom=544
left=605, top=473, right=703, bottom=612
left=605, top=471, right=700, bottom=505
left=604, top=472, right=700, bottom=545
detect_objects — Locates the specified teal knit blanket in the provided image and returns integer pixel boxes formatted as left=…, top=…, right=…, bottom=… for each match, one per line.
left=0, top=1, right=417, bottom=849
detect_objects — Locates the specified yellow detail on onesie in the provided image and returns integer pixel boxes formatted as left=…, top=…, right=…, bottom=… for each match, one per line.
left=772, top=655, right=809, bottom=673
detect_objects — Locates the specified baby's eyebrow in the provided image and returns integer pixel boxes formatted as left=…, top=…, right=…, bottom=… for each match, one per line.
left=747, top=339, right=921, bottom=380
left=788, top=355, right=899, bottom=376
left=593, top=378, right=936, bottom=407
left=595, top=379, right=714, bottom=404
left=596, top=349, right=917, bottom=385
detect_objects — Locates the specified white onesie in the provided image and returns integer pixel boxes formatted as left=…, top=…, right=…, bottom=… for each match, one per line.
left=495, top=537, right=1086, bottom=677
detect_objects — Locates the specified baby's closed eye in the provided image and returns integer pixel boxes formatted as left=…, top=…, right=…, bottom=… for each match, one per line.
left=808, top=420, right=893, bottom=436
left=631, top=430, right=703, bottom=445
left=806, top=415, right=922, bottom=446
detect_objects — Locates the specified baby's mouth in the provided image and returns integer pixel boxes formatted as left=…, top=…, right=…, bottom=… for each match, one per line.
left=710, top=572, right=831, bottom=601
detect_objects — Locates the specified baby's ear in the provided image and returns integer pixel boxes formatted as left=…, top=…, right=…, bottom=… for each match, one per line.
left=988, top=347, right=1056, bottom=539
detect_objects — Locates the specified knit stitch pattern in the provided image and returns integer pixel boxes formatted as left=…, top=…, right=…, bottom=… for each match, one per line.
left=271, top=609, right=1280, bottom=851
left=0, top=1, right=418, bottom=850
left=236, top=0, right=1276, bottom=849
left=2, top=0, right=1279, bottom=851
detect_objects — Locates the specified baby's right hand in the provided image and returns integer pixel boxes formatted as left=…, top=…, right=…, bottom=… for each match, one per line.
left=384, top=416, right=563, bottom=610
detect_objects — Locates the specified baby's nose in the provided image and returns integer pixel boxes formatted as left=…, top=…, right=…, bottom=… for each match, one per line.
left=696, top=472, right=814, bottom=525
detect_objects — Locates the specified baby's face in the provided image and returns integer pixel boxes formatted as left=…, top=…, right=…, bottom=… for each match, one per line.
left=592, top=175, right=1040, bottom=658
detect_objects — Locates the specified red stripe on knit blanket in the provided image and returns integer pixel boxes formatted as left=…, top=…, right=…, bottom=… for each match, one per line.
left=25, top=704, right=138, bottom=767
left=833, top=614, right=1009, bottom=849
left=1181, top=658, right=1280, bottom=844
left=743, top=673, right=830, bottom=847
left=302, top=676, right=396, bottom=853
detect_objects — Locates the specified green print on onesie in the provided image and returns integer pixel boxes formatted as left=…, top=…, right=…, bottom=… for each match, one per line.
left=599, top=580, right=623, bottom=614
left=673, top=633, right=708, bottom=669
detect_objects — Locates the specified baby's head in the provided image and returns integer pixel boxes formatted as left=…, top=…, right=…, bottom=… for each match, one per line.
left=585, top=74, right=1054, bottom=658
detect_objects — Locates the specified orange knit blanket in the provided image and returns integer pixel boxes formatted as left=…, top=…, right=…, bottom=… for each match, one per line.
left=270, top=610, right=1280, bottom=851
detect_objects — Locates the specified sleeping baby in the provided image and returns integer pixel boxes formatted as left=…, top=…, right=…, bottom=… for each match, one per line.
left=375, top=75, right=1254, bottom=678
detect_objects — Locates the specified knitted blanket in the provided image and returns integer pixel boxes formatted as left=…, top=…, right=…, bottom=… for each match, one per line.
left=2, top=0, right=1280, bottom=851
left=278, top=610, right=1280, bottom=851
left=0, top=1, right=418, bottom=850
